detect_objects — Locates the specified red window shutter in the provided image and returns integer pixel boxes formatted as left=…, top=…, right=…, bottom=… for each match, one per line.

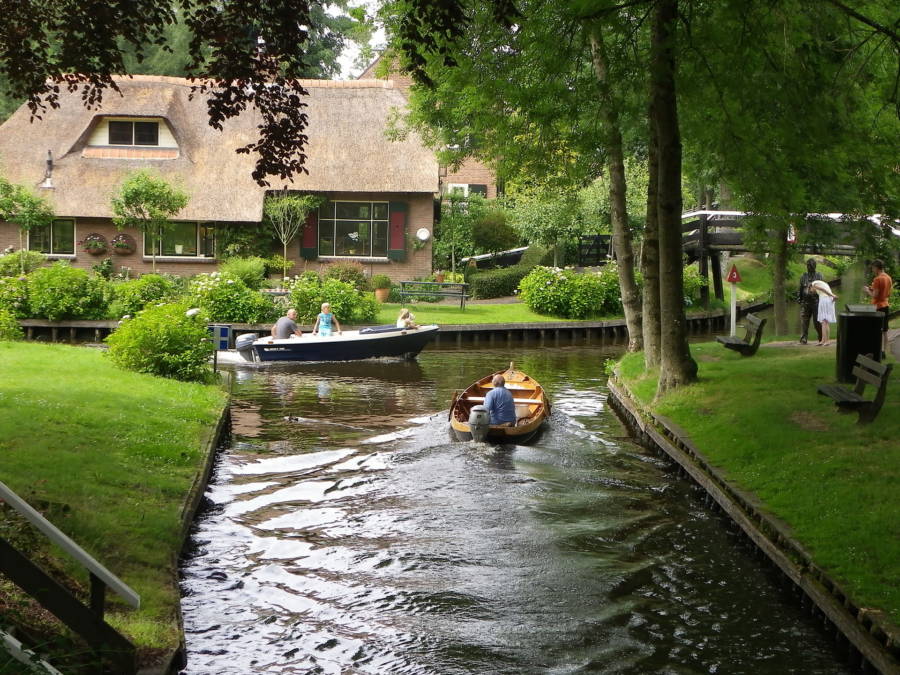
left=300, top=211, right=318, bottom=260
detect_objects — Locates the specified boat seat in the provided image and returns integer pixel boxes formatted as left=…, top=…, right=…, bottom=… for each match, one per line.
left=483, top=383, right=532, bottom=390
left=464, top=396, right=540, bottom=405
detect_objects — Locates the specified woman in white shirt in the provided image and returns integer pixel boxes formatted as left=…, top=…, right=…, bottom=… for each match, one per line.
left=811, top=279, right=838, bottom=346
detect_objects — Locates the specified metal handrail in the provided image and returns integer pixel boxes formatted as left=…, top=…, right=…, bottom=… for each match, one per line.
left=0, top=480, right=140, bottom=609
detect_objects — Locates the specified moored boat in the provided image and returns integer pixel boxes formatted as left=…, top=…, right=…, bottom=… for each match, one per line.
left=219, top=324, right=439, bottom=363
left=449, top=362, right=550, bottom=443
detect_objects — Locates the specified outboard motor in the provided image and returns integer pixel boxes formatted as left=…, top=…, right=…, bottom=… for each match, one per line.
left=234, top=333, right=258, bottom=362
left=468, top=405, right=490, bottom=443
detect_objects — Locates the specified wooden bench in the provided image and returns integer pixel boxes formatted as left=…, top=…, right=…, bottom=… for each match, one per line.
left=464, top=396, right=540, bottom=405
left=716, top=313, right=766, bottom=356
left=817, top=354, right=893, bottom=425
left=399, top=281, right=470, bottom=309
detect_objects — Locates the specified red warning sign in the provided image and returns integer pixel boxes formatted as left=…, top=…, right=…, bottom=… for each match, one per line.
left=726, top=265, right=741, bottom=283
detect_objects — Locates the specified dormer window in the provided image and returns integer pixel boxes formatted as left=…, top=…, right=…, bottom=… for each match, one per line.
left=109, top=120, right=159, bottom=146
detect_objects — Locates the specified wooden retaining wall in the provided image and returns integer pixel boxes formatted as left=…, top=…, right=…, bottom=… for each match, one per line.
left=606, top=376, right=900, bottom=675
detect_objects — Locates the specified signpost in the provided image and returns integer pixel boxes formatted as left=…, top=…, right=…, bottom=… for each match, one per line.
left=726, top=264, right=742, bottom=336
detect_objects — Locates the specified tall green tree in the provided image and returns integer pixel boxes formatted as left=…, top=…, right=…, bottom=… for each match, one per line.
left=0, top=177, right=54, bottom=274
left=263, top=193, right=323, bottom=278
left=111, top=171, right=189, bottom=273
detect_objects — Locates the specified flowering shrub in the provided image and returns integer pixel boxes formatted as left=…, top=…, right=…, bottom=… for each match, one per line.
left=0, top=276, right=29, bottom=317
left=106, top=302, right=214, bottom=382
left=567, top=272, right=606, bottom=319
left=286, top=274, right=378, bottom=323
left=0, top=307, right=23, bottom=341
left=28, top=262, right=108, bottom=320
left=112, top=274, right=181, bottom=317
left=188, top=272, right=279, bottom=323
left=518, top=266, right=573, bottom=316
left=79, top=232, right=108, bottom=254
left=322, top=260, right=369, bottom=291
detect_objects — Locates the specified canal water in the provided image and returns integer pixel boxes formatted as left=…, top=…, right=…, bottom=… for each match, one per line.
left=180, top=347, right=850, bottom=674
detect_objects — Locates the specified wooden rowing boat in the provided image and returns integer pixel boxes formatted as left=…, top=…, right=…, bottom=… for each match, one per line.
left=449, top=362, right=551, bottom=443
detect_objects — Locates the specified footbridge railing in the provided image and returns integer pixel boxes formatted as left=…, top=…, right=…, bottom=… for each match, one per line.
left=0, top=480, right=139, bottom=674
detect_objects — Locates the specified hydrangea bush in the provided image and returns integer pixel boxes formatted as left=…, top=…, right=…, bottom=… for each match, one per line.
left=0, top=276, right=29, bottom=317
left=188, top=272, right=279, bottom=324
left=28, top=262, right=108, bottom=320
left=518, top=266, right=574, bottom=317
left=0, top=307, right=24, bottom=341
left=106, top=302, right=214, bottom=382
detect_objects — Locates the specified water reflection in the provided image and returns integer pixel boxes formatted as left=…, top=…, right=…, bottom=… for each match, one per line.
left=180, top=348, right=849, bottom=674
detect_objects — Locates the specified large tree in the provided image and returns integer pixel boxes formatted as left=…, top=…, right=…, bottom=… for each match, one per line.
left=0, top=177, right=54, bottom=274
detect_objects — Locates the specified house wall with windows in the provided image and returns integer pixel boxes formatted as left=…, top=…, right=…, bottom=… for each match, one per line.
left=0, top=75, right=439, bottom=282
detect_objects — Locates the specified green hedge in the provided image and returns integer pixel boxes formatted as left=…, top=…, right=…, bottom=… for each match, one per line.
left=467, top=245, right=552, bottom=299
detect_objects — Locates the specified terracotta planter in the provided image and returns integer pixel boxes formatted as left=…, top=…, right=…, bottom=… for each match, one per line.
left=85, top=246, right=108, bottom=256
left=111, top=233, right=136, bottom=255
left=374, top=288, right=390, bottom=303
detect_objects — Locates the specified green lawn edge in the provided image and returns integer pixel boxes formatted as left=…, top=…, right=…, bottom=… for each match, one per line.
left=615, top=342, right=900, bottom=626
left=0, top=342, right=228, bottom=667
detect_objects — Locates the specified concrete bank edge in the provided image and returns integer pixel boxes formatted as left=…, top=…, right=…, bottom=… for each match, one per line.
left=138, top=398, right=231, bottom=675
left=606, top=375, right=900, bottom=675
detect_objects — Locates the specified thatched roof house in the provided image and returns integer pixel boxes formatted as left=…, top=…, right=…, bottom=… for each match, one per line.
left=0, top=75, right=438, bottom=278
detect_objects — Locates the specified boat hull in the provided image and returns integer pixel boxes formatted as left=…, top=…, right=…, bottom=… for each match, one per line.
left=251, top=325, right=439, bottom=362
left=449, top=364, right=550, bottom=445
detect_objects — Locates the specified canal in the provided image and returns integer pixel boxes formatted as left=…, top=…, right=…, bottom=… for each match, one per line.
left=180, top=346, right=851, bottom=674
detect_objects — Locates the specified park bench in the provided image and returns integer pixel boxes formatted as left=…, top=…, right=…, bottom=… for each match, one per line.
left=399, top=281, right=470, bottom=309
left=817, top=354, right=893, bottom=425
left=716, top=313, right=766, bottom=356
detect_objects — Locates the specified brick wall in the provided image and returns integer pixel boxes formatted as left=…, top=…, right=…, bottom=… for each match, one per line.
left=443, top=158, right=498, bottom=200
left=0, top=192, right=435, bottom=282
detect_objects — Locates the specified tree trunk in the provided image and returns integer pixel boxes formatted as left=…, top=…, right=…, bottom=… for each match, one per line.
left=772, top=223, right=789, bottom=336
left=589, top=27, right=642, bottom=352
left=651, top=0, right=697, bottom=396
left=642, top=101, right=661, bottom=368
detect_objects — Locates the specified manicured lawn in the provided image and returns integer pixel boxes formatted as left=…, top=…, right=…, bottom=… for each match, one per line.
left=616, top=342, right=899, bottom=625
left=373, top=301, right=585, bottom=325
left=0, top=342, right=227, bottom=667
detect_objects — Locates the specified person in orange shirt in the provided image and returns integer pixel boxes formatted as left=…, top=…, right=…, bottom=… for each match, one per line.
left=863, top=259, right=893, bottom=358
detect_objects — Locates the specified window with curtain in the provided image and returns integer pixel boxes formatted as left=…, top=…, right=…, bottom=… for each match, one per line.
left=317, top=201, right=389, bottom=257
left=28, top=219, right=75, bottom=255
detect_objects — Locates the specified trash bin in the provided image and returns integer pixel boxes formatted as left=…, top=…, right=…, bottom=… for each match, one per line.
left=836, top=306, right=882, bottom=382
left=208, top=324, right=232, bottom=351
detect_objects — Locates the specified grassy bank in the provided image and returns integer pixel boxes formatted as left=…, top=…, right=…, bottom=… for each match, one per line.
left=0, top=342, right=227, bottom=669
left=616, top=342, right=899, bottom=625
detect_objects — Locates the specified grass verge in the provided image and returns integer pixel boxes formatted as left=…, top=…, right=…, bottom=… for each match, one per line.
left=0, top=342, right=227, bottom=670
left=374, top=301, right=582, bottom=325
left=616, top=341, right=899, bottom=625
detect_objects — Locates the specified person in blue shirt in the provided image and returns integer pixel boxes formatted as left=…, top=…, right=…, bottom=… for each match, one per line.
left=483, top=374, right=517, bottom=426
left=312, top=302, right=342, bottom=337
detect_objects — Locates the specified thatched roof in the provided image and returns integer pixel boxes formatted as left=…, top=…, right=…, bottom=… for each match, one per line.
left=0, top=75, right=438, bottom=222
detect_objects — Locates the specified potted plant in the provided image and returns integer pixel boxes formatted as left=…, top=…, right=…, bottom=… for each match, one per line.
left=370, top=274, right=392, bottom=302
left=110, top=233, right=135, bottom=255
left=79, top=233, right=108, bottom=255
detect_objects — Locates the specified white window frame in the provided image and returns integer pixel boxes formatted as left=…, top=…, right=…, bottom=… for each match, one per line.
left=142, top=222, right=216, bottom=260
left=316, top=200, right=390, bottom=259
left=27, top=218, right=77, bottom=258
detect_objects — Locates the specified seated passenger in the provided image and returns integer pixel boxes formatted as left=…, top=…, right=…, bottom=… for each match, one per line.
left=397, top=308, right=418, bottom=329
left=483, top=374, right=517, bottom=426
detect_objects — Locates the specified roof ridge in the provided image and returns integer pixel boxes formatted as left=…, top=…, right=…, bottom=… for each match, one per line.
left=110, top=74, right=394, bottom=89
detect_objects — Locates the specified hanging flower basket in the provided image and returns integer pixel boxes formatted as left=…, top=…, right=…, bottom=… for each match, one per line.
left=110, top=233, right=136, bottom=255
left=79, top=233, right=108, bottom=256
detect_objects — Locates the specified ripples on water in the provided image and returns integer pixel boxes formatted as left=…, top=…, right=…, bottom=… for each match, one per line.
left=180, top=349, right=849, bottom=674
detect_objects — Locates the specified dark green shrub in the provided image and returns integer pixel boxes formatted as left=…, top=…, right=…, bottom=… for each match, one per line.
left=0, top=276, right=29, bottom=317
left=91, top=256, right=115, bottom=280
left=468, top=266, right=532, bottom=299
left=0, top=250, right=46, bottom=276
left=466, top=245, right=552, bottom=299
left=28, top=262, right=108, bottom=320
left=219, top=256, right=269, bottom=290
left=472, top=209, right=518, bottom=253
left=287, top=276, right=377, bottom=323
left=682, top=265, right=708, bottom=306
left=188, top=273, right=279, bottom=324
left=0, top=307, right=23, bottom=341
left=323, top=260, right=368, bottom=291
left=112, top=274, right=180, bottom=317
left=106, top=302, right=214, bottom=382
